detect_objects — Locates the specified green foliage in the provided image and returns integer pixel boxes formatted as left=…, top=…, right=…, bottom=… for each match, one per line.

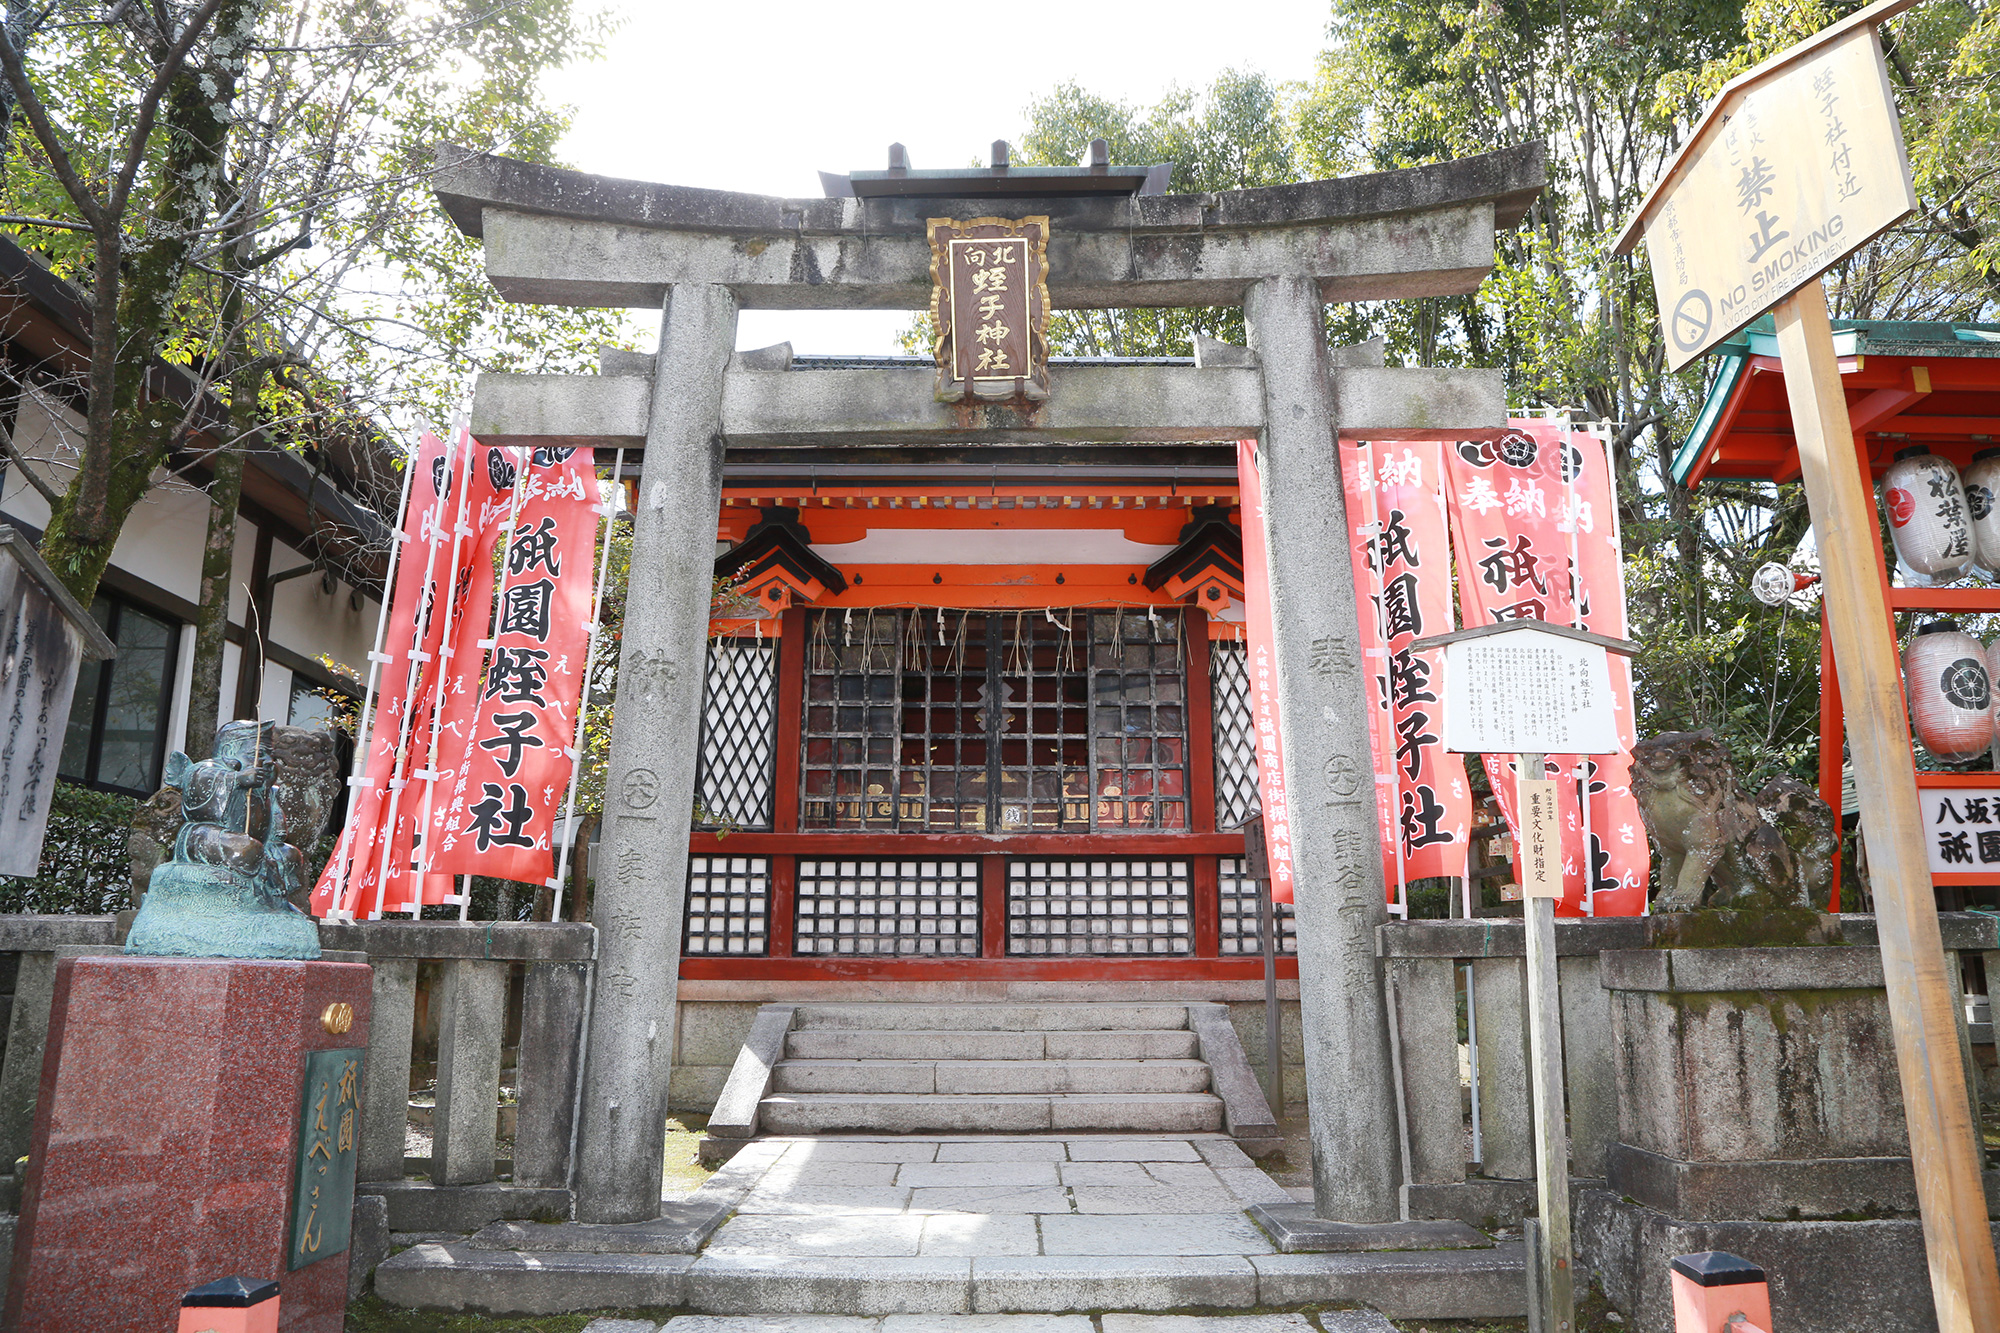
left=996, top=0, right=2000, bottom=783
left=3, top=0, right=635, bottom=607
left=0, top=782, right=136, bottom=915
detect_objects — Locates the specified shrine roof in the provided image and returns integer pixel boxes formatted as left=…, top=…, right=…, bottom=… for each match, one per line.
left=1674, top=316, right=2000, bottom=488
left=429, top=142, right=1545, bottom=241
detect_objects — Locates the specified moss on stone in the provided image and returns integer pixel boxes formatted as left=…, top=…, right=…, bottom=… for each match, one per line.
left=1646, top=908, right=1845, bottom=950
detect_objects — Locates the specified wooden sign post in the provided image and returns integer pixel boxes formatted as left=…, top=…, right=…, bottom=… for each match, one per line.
left=1419, top=619, right=1637, bottom=1333
left=1616, top=3, right=2000, bottom=1327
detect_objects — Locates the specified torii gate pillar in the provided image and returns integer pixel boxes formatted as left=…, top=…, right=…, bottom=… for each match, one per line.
left=577, top=284, right=737, bottom=1222
left=1245, top=276, right=1401, bottom=1220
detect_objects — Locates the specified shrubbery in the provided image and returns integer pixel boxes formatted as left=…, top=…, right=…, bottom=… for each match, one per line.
left=0, top=781, right=136, bottom=915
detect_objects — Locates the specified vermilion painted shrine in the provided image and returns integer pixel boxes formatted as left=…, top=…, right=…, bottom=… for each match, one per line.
left=428, top=139, right=1543, bottom=1225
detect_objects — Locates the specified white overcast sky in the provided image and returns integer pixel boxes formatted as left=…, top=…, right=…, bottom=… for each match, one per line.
left=542, top=0, right=1332, bottom=356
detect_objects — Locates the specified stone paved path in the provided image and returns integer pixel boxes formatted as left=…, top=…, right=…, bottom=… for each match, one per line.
left=376, top=1132, right=1524, bottom=1318
left=703, top=1134, right=1291, bottom=1260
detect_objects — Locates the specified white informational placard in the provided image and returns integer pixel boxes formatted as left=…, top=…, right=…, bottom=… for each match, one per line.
left=1922, top=787, right=2000, bottom=875
left=1517, top=778, right=1564, bottom=899
left=1440, top=628, right=1621, bottom=756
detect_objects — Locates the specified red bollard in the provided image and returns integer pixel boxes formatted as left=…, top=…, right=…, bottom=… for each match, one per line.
left=1671, top=1251, right=1773, bottom=1333
left=177, top=1276, right=280, bottom=1333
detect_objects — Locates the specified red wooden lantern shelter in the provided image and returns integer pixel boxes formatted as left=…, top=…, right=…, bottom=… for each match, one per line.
left=1677, top=317, right=2000, bottom=906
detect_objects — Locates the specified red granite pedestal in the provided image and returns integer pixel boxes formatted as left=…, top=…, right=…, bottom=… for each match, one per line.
left=3, top=956, right=372, bottom=1333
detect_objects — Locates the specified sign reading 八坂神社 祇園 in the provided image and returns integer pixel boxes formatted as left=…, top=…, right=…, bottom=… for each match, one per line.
left=1616, top=7, right=1918, bottom=371
left=928, top=216, right=1050, bottom=404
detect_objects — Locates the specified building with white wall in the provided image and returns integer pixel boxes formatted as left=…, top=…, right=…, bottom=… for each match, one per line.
left=0, top=238, right=391, bottom=799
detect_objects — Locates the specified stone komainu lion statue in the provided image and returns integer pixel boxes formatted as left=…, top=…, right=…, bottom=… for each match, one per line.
left=1629, top=730, right=1837, bottom=911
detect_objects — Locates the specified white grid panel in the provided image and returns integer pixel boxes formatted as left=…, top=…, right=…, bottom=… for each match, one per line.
left=794, top=859, right=982, bottom=956
left=683, top=855, right=770, bottom=955
left=1209, top=641, right=1261, bottom=829
left=1005, top=858, right=1193, bottom=955
left=1218, top=856, right=1297, bottom=955
left=696, top=639, right=778, bottom=829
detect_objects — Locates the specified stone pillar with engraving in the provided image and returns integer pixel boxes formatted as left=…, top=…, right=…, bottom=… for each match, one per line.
left=575, top=283, right=737, bottom=1224
left=1243, top=275, right=1402, bottom=1223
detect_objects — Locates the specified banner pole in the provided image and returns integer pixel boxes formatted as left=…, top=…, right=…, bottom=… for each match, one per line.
left=551, top=447, right=627, bottom=922
left=437, top=441, right=529, bottom=922
left=399, top=420, right=487, bottom=914
left=372, top=428, right=470, bottom=919
left=1562, top=414, right=1595, bottom=917
left=325, top=440, right=417, bottom=921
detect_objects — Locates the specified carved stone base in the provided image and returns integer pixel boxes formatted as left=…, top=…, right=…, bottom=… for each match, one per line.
left=125, top=862, right=321, bottom=959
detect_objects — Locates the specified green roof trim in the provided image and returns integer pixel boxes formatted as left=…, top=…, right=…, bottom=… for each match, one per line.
left=1673, top=317, right=2000, bottom=487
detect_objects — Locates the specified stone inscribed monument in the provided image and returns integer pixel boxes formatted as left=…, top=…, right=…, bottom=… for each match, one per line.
left=0, top=527, right=115, bottom=878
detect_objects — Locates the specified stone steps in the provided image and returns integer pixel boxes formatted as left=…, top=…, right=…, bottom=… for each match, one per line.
left=790, top=1003, right=1194, bottom=1032
left=771, top=1057, right=1213, bottom=1096
left=784, top=1028, right=1200, bottom=1061
left=374, top=1243, right=1529, bottom=1318
left=757, top=1091, right=1227, bottom=1136
left=703, top=1002, right=1275, bottom=1154
left=752, top=1003, right=1228, bottom=1139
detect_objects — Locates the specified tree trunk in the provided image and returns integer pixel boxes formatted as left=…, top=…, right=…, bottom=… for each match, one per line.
left=184, top=442, right=243, bottom=760
left=566, top=812, right=598, bottom=922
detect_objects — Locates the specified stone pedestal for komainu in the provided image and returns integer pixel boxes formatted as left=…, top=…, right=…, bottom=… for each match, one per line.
left=1575, top=937, right=2000, bottom=1333
left=426, top=138, right=1545, bottom=1225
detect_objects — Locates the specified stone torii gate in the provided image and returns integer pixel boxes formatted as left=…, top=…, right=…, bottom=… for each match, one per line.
left=431, top=141, right=1545, bottom=1225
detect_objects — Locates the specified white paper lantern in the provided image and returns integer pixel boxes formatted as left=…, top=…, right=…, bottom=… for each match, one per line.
left=1883, top=447, right=1975, bottom=579
left=1962, top=448, right=2000, bottom=571
left=1988, top=638, right=2000, bottom=751
left=1906, top=621, right=1993, bottom=762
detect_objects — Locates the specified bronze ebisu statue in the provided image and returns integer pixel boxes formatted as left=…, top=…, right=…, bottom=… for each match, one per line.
left=124, top=720, right=341, bottom=959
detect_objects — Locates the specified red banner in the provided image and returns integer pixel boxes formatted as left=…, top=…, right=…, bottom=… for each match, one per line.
left=1341, top=440, right=1473, bottom=895
left=313, top=430, right=523, bottom=918
left=426, top=447, right=599, bottom=888
left=1234, top=440, right=1299, bottom=904
left=1444, top=420, right=1648, bottom=916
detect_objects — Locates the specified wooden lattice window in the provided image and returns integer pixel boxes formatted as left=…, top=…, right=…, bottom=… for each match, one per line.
left=799, top=609, right=1188, bottom=832
left=694, top=638, right=777, bottom=830
left=1208, top=640, right=1261, bottom=830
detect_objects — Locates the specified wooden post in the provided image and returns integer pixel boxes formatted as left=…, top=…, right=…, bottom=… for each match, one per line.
left=1243, top=816, right=1283, bottom=1114
left=1775, top=279, right=2000, bottom=1333
left=1517, top=750, right=1573, bottom=1333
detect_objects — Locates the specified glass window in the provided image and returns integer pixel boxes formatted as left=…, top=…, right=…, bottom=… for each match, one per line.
left=800, top=609, right=1187, bottom=833
left=60, top=595, right=178, bottom=795
left=289, top=678, right=337, bottom=729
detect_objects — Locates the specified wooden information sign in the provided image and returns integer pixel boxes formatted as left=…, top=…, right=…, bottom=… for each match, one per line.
left=927, top=216, right=1050, bottom=405
left=289, top=1047, right=364, bottom=1270
left=1618, top=1, right=2000, bottom=1327
left=1617, top=2, right=1918, bottom=371
left=1517, top=777, right=1563, bottom=898
left=1439, top=627, right=1619, bottom=756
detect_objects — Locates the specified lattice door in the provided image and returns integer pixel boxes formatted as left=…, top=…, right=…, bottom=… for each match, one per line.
left=695, top=638, right=777, bottom=830
left=1209, top=641, right=1261, bottom=829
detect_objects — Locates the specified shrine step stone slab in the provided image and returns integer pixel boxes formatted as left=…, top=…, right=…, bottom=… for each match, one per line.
left=756, top=1092, right=1227, bottom=1136
left=968, top=1255, right=1260, bottom=1313
left=792, top=1003, right=1191, bottom=1032
left=772, top=1058, right=1213, bottom=1096
left=1245, top=1203, right=1494, bottom=1253
left=372, top=1243, right=694, bottom=1313
left=1247, top=1247, right=1528, bottom=1320
left=466, top=1198, right=731, bottom=1254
